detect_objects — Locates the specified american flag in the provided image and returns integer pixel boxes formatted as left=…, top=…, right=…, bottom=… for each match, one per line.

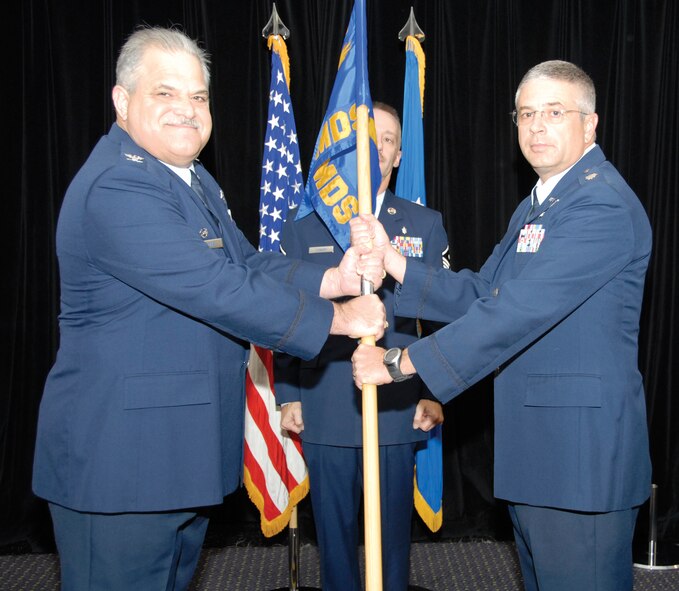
left=256, top=45, right=304, bottom=251
left=243, top=35, right=308, bottom=537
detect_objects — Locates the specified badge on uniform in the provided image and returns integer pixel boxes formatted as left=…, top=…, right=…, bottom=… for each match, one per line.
left=204, top=238, right=224, bottom=249
left=308, top=245, right=334, bottom=254
left=391, top=236, right=423, bottom=257
left=517, top=224, right=545, bottom=253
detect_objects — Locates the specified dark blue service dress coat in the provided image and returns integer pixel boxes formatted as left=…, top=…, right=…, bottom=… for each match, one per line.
left=399, top=145, right=652, bottom=513
left=33, top=123, right=334, bottom=513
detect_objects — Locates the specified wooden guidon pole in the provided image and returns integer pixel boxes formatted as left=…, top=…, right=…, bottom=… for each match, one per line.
left=356, top=103, right=382, bottom=591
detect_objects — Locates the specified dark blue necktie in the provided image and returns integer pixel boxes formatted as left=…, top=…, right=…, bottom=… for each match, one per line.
left=191, top=169, right=220, bottom=228
left=526, top=188, right=537, bottom=222
left=190, top=169, right=209, bottom=207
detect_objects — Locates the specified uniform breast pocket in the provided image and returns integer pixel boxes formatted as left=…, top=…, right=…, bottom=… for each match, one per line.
left=512, top=252, right=532, bottom=275
left=524, top=373, right=602, bottom=407
left=124, top=370, right=211, bottom=409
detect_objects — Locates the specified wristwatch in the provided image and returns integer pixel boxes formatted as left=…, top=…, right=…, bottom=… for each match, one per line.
left=383, top=347, right=413, bottom=382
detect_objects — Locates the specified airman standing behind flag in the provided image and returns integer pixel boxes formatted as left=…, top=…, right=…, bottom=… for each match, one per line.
left=276, top=102, right=448, bottom=591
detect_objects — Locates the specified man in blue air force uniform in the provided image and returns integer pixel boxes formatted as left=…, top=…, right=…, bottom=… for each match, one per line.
left=352, top=62, right=652, bottom=591
left=32, top=26, right=386, bottom=591
left=275, top=103, right=448, bottom=591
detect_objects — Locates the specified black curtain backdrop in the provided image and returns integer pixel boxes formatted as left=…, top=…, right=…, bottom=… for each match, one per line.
left=4, top=0, right=678, bottom=551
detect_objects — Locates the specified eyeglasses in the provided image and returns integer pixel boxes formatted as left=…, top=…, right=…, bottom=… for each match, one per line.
left=511, top=109, right=589, bottom=126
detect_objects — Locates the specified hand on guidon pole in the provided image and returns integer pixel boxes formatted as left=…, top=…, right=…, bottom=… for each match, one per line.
left=336, top=244, right=385, bottom=296
left=350, top=214, right=390, bottom=255
left=351, top=343, right=390, bottom=389
left=351, top=213, right=407, bottom=284
left=330, top=296, right=386, bottom=340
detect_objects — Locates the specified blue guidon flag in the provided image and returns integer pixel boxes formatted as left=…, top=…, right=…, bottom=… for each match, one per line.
left=296, top=0, right=381, bottom=251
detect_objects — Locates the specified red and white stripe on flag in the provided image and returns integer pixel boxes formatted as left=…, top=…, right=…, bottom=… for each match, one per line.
left=244, top=344, right=308, bottom=537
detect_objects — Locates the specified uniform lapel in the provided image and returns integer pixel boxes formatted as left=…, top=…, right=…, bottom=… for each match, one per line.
left=498, top=145, right=606, bottom=264
left=378, top=191, right=405, bottom=235
left=194, top=163, right=244, bottom=261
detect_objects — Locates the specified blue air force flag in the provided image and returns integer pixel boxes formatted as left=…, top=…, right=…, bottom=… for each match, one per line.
left=296, top=0, right=381, bottom=251
left=398, top=35, right=443, bottom=532
left=395, top=36, right=427, bottom=207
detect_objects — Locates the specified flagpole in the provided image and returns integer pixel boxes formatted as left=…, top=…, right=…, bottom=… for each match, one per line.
left=356, top=103, right=383, bottom=591
left=355, top=1, right=382, bottom=587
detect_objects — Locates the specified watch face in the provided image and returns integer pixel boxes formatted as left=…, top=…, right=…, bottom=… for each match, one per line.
left=384, top=348, right=400, bottom=364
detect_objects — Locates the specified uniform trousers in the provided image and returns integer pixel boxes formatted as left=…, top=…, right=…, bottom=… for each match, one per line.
left=508, top=502, right=639, bottom=591
left=303, top=441, right=417, bottom=591
left=49, top=502, right=208, bottom=591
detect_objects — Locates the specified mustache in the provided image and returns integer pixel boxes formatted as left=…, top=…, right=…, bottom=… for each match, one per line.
left=167, top=118, right=199, bottom=128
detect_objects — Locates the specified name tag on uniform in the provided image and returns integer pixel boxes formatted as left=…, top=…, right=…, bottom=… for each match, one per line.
left=204, top=238, right=224, bottom=249
left=308, top=245, right=334, bottom=254
left=517, top=224, right=545, bottom=253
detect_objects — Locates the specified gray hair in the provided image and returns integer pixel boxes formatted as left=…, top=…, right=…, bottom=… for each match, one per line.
left=116, top=26, right=210, bottom=92
left=515, top=60, right=596, bottom=114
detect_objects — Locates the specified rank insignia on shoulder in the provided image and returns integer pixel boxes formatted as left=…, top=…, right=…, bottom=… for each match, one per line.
left=585, top=172, right=598, bottom=181
left=124, top=153, right=144, bottom=163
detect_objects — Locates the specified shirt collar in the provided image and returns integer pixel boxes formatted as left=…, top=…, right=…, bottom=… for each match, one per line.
left=533, top=143, right=596, bottom=205
left=160, top=160, right=193, bottom=186
left=374, top=191, right=386, bottom=218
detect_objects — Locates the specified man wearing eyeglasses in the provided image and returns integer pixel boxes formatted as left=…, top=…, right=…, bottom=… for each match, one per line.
left=351, top=60, right=652, bottom=591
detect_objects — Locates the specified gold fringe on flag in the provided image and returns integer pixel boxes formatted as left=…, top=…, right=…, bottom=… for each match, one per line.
left=413, top=472, right=443, bottom=532
left=243, top=466, right=310, bottom=538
